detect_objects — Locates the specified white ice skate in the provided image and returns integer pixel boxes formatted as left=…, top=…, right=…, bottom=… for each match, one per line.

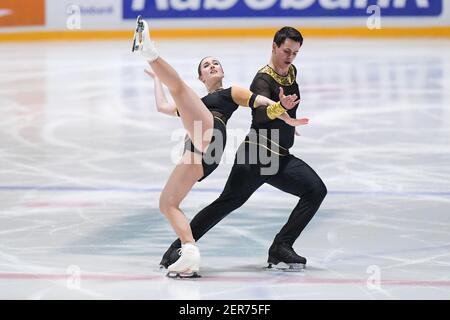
left=166, top=243, right=201, bottom=279
left=131, top=15, right=159, bottom=62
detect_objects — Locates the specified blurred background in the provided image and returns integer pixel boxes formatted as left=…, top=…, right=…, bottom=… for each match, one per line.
left=0, top=0, right=448, bottom=40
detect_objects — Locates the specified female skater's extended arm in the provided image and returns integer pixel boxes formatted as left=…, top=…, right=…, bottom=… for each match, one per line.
left=231, top=85, right=308, bottom=127
left=145, top=68, right=178, bottom=116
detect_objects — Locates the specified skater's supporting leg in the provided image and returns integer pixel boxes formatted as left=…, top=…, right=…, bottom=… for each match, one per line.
left=159, top=151, right=203, bottom=244
left=169, top=159, right=267, bottom=249
left=266, top=155, right=327, bottom=247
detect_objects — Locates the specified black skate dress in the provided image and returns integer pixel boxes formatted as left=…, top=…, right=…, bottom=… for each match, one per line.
left=178, top=87, right=258, bottom=181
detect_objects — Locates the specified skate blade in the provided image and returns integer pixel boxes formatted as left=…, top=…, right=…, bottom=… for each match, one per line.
left=166, top=271, right=201, bottom=279
left=265, top=262, right=305, bottom=272
left=131, top=15, right=144, bottom=52
left=159, top=264, right=168, bottom=271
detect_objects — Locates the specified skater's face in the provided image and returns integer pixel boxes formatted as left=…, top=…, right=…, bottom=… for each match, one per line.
left=198, top=57, right=224, bottom=87
left=272, top=38, right=301, bottom=69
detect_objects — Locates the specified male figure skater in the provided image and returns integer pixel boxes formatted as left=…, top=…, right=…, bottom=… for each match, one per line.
left=160, top=26, right=327, bottom=271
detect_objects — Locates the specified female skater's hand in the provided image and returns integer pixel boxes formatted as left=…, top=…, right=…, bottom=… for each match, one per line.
left=144, top=68, right=156, bottom=78
left=279, top=87, right=300, bottom=110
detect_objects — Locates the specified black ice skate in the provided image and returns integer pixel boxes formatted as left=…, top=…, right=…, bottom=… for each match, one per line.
left=266, top=243, right=306, bottom=271
left=159, top=244, right=181, bottom=269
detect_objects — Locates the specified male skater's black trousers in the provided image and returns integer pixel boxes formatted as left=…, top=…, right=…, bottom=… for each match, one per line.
left=171, top=144, right=327, bottom=248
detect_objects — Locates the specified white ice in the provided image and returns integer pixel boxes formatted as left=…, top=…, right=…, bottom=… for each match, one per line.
left=0, top=38, right=449, bottom=299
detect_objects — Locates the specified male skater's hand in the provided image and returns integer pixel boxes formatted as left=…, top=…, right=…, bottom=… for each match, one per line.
left=284, top=117, right=309, bottom=127
left=279, top=87, right=300, bottom=110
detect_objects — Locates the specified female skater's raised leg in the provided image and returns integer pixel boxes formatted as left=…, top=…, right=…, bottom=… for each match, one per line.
left=135, top=18, right=213, bottom=153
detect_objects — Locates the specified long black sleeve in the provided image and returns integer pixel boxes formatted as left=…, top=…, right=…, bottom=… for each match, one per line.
left=248, top=65, right=299, bottom=150
left=251, top=77, right=280, bottom=124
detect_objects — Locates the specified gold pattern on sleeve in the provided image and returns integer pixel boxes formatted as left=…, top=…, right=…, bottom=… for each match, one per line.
left=259, top=65, right=295, bottom=86
left=266, top=101, right=286, bottom=120
left=231, top=86, right=253, bottom=107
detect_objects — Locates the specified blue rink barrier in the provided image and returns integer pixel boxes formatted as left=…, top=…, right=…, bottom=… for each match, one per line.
left=123, top=0, right=443, bottom=19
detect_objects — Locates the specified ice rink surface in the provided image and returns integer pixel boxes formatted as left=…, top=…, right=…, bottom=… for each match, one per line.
left=0, top=37, right=449, bottom=299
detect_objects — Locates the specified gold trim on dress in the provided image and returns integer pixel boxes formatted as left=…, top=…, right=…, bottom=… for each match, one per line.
left=214, top=116, right=226, bottom=127
left=244, top=141, right=287, bottom=156
left=251, top=95, right=260, bottom=108
left=258, top=65, right=295, bottom=86
left=257, top=133, right=288, bottom=151
left=246, top=94, right=251, bottom=108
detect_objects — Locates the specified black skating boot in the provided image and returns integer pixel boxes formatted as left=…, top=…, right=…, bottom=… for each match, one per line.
left=159, top=244, right=181, bottom=269
left=267, top=243, right=306, bottom=271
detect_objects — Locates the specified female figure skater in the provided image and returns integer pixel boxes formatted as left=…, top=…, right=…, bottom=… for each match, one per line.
left=133, top=17, right=308, bottom=278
